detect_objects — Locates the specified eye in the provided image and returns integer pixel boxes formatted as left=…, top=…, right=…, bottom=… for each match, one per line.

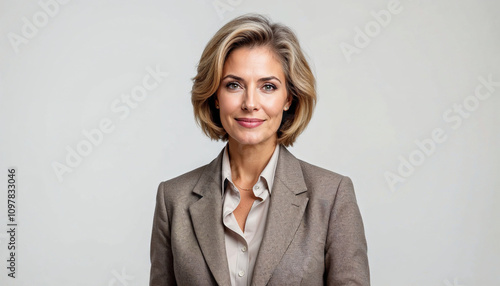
left=262, top=83, right=277, bottom=92
left=226, top=82, right=241, bottom=90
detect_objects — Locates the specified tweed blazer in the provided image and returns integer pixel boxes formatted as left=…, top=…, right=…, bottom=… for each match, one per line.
left=150, top=145, right=369, bottom=285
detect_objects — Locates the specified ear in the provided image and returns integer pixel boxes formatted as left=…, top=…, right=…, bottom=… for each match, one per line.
left=215, top=96, right=220, bottom=109
left=284, top=95, right=292, bottom=111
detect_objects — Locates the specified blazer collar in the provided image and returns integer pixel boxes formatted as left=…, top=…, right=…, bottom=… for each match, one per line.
left=251, top=145, right=309, bottom=285
left=189, top=145, right=308, bottom=286
left=189, top=148, right=232, bottom=286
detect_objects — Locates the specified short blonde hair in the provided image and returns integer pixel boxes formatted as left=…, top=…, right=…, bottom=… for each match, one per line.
left=191, top=14, right=316, bottom=146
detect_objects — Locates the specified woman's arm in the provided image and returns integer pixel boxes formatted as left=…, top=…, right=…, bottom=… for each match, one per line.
left=324, top=176, right=370, bottom=285
left=150, top=182, right=176, bottom=286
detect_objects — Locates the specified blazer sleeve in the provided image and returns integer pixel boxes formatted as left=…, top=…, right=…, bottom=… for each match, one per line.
left=150, top=182, right=177, bottom=286
left=325, top=176, right=370, bottom=285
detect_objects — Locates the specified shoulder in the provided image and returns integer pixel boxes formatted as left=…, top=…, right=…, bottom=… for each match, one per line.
left=159, top=164, right=207, bottom=191
left=156, top=149, right=223, bottom=202
left=155, top=166, right=202, bottom=208
left=277, top=146, right=354, bottom=196
left=291, top=157, right=360, bottom=220
left=298, top=159, right=344, bottom=180
left=156, top=162, right=213, bottom=206
left=297, top=159, right=351, bottom=188
left=289, top=154, right=355, bottom=201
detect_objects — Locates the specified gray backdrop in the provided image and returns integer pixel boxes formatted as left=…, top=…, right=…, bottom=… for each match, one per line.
left=1, top=0, right=499, bottom=285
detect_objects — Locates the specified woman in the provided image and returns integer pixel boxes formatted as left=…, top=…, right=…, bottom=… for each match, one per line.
left=150, top=14, right=369, bottom=286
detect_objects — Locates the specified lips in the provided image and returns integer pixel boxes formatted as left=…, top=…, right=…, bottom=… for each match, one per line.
left=235, top=118, right=265, bottom=128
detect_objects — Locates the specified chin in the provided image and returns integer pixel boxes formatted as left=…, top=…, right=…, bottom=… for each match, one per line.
left=234, top=138, right=262, bottom=146
left=230, top=133, right=276, bottom=147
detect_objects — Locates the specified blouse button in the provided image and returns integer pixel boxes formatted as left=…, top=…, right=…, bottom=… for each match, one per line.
left=238, top=270, right=245, bottom=277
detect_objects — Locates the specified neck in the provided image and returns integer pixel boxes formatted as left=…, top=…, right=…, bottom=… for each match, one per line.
left=227, top=139, right=277, bottom=188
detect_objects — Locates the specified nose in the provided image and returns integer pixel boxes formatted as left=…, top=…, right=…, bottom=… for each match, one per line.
left=241, top=88, right=259, bottom=111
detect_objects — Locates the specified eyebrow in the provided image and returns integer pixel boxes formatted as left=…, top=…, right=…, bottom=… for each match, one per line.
left=222, top=74, right=282, bottom=84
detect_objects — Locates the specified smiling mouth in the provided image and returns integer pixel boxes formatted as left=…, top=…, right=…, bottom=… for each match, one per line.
left=235, top=118, right=265, bottom=128
left=236, top=118, right=264, bottom=122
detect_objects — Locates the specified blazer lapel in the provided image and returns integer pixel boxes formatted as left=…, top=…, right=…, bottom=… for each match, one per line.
left=189, top=150, right=232, bottom=286
left=252, top=145, right=309, bottom=285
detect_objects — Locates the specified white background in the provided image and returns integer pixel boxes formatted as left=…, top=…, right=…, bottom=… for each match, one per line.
left=1, top=0, right=499, bottom=285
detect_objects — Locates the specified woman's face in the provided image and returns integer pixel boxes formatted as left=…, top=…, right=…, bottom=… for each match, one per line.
left=216, top=45, right=291, bottom=148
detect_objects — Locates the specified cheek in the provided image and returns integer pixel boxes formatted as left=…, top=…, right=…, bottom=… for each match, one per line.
left=266, top=108, right=285, bottom=130
left=219, top=103, right=236, bottom=120
left=217, top=96, right=238, bottom=128
left=218, top=92, right=239, bottom=112
left=267, top=100, right=287, bottom=120
left=274, top=112, right=284, bottom=125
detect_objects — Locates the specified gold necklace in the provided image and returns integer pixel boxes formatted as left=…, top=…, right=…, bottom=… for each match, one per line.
left=233, top=181, right=253, bottom=192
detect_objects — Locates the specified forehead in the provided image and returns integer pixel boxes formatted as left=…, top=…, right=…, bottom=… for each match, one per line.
left=222, top=46, right=285, bottom=79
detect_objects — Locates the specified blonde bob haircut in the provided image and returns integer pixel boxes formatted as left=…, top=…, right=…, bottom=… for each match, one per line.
left=191, top=14, right=316, bottom=146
